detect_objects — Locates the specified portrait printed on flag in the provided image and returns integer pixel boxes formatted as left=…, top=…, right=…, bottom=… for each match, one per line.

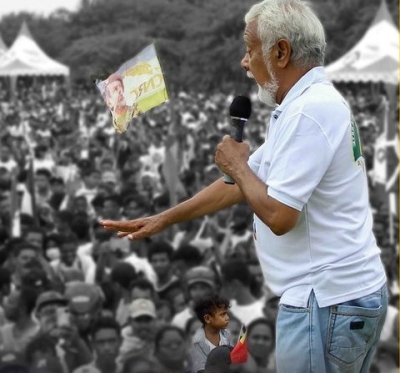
left=96, top=43, right=169, bottom=133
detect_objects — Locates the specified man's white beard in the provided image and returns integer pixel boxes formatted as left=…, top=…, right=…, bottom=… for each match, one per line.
left=257, top=58, right=279, bottom=108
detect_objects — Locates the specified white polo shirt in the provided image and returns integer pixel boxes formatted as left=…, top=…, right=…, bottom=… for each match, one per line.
left=248, top=67, right=386, bottom=308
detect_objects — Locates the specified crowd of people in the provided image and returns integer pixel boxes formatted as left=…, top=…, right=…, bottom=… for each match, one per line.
left=0, top=73, right=397, bottom=373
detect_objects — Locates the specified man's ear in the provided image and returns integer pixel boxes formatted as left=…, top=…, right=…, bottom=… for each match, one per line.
left=275, top=39, right=291, bottom=67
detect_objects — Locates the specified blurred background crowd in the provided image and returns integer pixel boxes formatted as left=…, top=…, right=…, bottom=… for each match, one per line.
left=0, top=76, right=397, bottom=373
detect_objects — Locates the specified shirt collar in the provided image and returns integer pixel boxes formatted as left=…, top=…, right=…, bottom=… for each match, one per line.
left=274, top=66, right=329, bottom=114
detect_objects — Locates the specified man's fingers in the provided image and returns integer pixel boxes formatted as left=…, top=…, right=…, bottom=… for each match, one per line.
left=101, top=220, right=135, bottom=232
left=117, top=231, right=130, bottom=238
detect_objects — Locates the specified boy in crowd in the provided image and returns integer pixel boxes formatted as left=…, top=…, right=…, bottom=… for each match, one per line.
left=191, top=294, right=232, bottom=373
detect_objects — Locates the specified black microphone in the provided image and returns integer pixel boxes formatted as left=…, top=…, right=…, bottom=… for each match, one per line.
left=223, top=95, right=252, bottom=184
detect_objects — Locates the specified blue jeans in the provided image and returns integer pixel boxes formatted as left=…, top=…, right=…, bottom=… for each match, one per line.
left=276, top=285, right=388, bottom=373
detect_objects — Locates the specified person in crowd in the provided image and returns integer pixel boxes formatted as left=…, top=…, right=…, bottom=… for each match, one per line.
left=64, top=281, right=104, bottom=349
left=155, top=298, right=174, bottom=325
left=52, top=233, right=96, bottom=284
left=33, top=290, right=93, bottom=372
left=263, top=295, right=280, bottom=323
left=170, top=243, right=204, bottom=279
left=171, top=266, right=219, bottom=330
left=32, top=145, right=56, bottom=174
left=9, top=241, right=40, bottom=288
left=22, top=226, right=46, bottom=253
left=100, top=194, right=123, bottom=221
left=0, top=143, right=17, bottom=172
left=122, top=194, right=149, bottom=220
left=147, top=240, right=180, bottom=301
left=220, top=258, right=265, bottom=326
left=70, top=214, right=93, bottom=257
left=75, top=168, right=101, bottom=208
left=73, top=316, right=122, bottom=373
left=0, top=349, right=27, bottom=372
left=0, top=268, right=11, bottom=327
left=109, top=262, right=137, bottom=327
left=191, top=293, right=232, bottom=373
left=53, top=210, right=74, bottom=236
left=0, top=287, right=40, bottom=353
left=154, top=325, right=192, bottom=372
left=185, top=316, right=203, bottom=344
left=129, top=277, right=157, bottom=302
left=226, top=312, right=242, bottom=345
left=232, top=317, right=276, bottom=373
left=119, top=298, right=158, bottom=364
left=121, top=354, right=159, bottom=373
left=48, top=176, right=68, bottom=212
left=101, top=1, right=388, bottom=372
left=25, top=333, right=64, bottom=373
left=170, top=285, right=187, bottom=316
left=34, top=290, right=68, bottom=336
left=123, top=242, right=157, bottom=286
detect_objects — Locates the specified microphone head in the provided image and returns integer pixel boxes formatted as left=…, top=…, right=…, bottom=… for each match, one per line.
left=229, top=95, right=252, bottom=120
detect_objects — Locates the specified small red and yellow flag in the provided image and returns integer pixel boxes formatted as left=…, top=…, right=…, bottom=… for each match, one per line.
left=230, top=325, right=248, bottom=363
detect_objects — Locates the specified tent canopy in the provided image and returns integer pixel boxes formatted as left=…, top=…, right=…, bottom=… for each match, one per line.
left=0, top=33, right=7, bottom=57
left=0, top=21, right=69, bottom=77
left=325, top=0, right=398, bottom=85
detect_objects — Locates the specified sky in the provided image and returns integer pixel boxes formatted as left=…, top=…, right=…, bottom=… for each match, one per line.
left=0, top=0, right=82, bottom=19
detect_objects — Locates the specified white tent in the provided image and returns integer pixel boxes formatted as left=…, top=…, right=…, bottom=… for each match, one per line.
left=0, top=21, right=69, bottom=77
left=325, top=0, right=398, bottom=85
left=0, top=34, right=7, bottom=57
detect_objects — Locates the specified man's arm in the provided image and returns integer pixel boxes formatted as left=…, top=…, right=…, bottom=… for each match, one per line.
left=216, top=136, right=299, bottom=236
left=101, top=177, right=244, bottom=240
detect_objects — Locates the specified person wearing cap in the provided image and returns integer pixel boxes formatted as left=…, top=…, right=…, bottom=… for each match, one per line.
left=118, top=298, right=157, bottom=364
left=34, top=291, right=68, bottom=336
left=171, top=266, right=218, bottom=330
left=64, top=281, right=104, bottom=348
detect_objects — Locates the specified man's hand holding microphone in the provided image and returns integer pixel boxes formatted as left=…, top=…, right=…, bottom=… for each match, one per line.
left=217, top=95, right=252, bottom=184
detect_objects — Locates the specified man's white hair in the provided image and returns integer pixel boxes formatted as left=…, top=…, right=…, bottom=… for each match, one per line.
left=245, top=0, right=326, bottom=69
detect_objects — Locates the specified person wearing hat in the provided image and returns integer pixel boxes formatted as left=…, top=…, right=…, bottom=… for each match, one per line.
left=35, top=291, right=68, bottom=336
left=171, top=266, right=218, bottom=330
left=118, top=298, right=157, bottom=365
left=65, top=282, right=104, bottom=342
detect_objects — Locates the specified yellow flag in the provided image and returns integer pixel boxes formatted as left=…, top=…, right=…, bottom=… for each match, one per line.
left=97, top=44, right=169, bottom=133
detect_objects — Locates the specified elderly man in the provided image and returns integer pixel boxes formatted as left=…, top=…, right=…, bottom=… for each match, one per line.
left=101, top=1, right=387, bottom=372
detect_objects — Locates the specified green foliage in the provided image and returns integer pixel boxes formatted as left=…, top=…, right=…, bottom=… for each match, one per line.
left=0, top=0, right=397, bottom=93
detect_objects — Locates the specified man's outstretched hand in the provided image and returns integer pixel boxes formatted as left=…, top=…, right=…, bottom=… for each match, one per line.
left=100, top=215, right=167, bottom=240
